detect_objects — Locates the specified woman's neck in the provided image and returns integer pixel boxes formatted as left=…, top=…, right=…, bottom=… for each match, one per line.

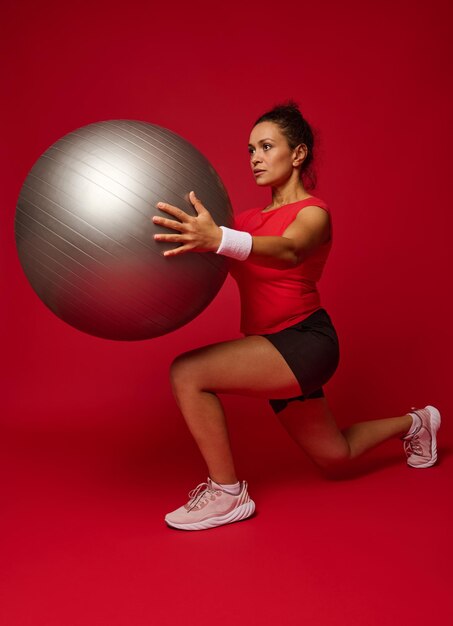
left=268, top=180, right=312, bottom=210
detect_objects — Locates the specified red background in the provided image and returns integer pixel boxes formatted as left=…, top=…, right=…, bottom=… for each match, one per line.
left=1, top=1, right=452, bottom=624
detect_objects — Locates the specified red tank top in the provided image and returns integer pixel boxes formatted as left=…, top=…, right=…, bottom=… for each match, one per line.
left=229, top=196, right=332, bottom=335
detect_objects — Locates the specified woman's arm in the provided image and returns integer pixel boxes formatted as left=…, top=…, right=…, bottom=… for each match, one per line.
left=246, top=207, right=330, bottom=269
left=153, top=191, right=330, bottom=268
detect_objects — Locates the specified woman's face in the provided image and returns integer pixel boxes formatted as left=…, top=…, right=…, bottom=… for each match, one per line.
left=248, top=121, right=304, bottom=187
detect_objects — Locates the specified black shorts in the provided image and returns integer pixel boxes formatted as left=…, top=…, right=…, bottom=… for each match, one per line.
left=262, top=308, right=340, bottom=414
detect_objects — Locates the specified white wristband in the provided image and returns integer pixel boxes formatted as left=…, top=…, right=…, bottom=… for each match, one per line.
left=215, top=226, right=253, bottom=261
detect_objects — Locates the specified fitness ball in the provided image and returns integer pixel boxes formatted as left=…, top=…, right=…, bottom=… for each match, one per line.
left=15, top=120, right=233, bottom=340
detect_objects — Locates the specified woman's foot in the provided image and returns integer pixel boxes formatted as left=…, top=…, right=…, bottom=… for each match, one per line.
left=165, top=478, right=256, bottom=530
left=402, top=405, right=441, bottom=468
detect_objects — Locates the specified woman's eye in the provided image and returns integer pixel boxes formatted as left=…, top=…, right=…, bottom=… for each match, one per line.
left=263, top=144, right=271, bottom=150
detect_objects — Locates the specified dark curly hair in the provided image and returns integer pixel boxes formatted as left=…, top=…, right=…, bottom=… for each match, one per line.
left=253, top=100, right=317, bottom=190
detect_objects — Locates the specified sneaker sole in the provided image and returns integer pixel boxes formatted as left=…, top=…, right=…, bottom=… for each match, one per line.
left=165, top=500, right=256, bottom=531
left=408, top=405, right=441, bottom=468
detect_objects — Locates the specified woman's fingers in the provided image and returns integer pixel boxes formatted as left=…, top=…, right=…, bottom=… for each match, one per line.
left=189, top=190, right=207, bottom=215
left=153, top=231, right=192, bottom=256
left=154, top=193, right=208, bottom=224
left=154, top=233, right=184, bottom=243
left=162, top=244, right=191, bottom=257
left=153, top=193, right=214, bottom=256
left=155, top=202, right=190, bottom=222
left=152, top=215, right=185, bottom=231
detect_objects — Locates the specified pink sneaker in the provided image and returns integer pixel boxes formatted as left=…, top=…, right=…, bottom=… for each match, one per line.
left=402, top=405, right=441, bottom=468
left=165, top=478, right=256, bottom=531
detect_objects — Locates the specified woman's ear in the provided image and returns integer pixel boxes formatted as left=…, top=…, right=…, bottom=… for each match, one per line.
left=293, top=143, right=308, bottom=167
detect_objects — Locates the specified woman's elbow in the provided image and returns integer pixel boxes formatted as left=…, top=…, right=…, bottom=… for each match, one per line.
left=286, top=249, right=306, bottom=267
left=276, top=253, right=302, bottom=269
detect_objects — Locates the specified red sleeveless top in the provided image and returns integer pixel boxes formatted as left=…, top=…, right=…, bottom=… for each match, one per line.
left=229, top=196, right=332, bottom=335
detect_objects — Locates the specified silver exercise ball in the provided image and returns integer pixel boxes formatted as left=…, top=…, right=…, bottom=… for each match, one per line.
left=15, top=120, right=233, bottom=341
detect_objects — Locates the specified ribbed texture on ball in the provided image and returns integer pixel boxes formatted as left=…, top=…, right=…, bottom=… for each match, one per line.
left=15, top=120, right=233, bottom=340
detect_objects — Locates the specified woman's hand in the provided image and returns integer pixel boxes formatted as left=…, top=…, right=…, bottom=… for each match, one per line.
left=153, top=191, right=223, bottom=257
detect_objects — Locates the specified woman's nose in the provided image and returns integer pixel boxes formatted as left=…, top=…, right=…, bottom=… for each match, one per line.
left=251, top=153, right=262, bottom=166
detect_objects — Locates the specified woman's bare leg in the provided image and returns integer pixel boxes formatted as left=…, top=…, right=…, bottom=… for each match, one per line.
left=277, top=396, right=412, bottom=470
left=342, top=414, right=413, bottom=457
left=170, top=336, right=302, bottom=484
left=172, top=387, right=239, bottom=485
left=170, top=335, right=414, bottom=481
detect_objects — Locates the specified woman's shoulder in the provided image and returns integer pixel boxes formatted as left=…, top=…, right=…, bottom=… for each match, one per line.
left=233, top=196, right=330, bottom=230
left=268, top=197, right=330, bottom=221
left=291, top=196, right=329, bottom=212
left=265, top=196, right=329, bottom=213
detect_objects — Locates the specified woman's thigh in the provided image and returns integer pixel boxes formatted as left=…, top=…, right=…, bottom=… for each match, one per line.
left=171, top=335, right=302, bottom=400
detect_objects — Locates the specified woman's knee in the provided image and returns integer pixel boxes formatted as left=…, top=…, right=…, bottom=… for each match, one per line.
left=170, top=352, right=194, bottom=394
left=311, top=447, right=352, bottom=475
left=170, top=348, right=210, bottom=398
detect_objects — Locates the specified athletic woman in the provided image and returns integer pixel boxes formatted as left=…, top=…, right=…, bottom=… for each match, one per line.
left=152, top=102, right=441, bottom=531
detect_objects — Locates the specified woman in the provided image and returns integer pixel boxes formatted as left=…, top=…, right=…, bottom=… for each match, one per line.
left=152, top=102, right=441, bottom=531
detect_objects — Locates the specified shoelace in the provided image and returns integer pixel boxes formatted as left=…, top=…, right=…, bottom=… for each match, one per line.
left=403, top=435, right=423, bottom=457
left=186, top=482, right=220, bottom=512
left=403, top=408, right=425, bottom=457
